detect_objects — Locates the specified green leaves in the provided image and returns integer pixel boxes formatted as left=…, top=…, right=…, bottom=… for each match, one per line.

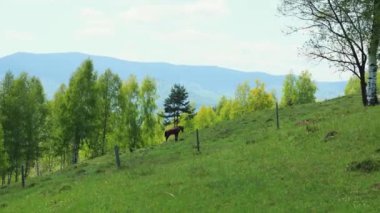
left=164, top=84, right=194, bottom=126
left=281, top=71, right=317, bottom=106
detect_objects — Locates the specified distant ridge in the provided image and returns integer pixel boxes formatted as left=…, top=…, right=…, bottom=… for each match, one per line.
left=0, top=52, right=347, bottom=107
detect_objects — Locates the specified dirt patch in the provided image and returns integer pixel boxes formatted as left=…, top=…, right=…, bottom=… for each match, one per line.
left=306, top=125, right=318, bottom=133
left=324, top=131, right=338, bottom=142
left=245, top=139, right=256, bottom=145
left=28, top=182, right=37, bottom=188
left=371, top=183, right=380, bottom=190
left=59, top=185, right=72, bottom=193
left=347, top=159, right=380, bottom=173
left=95, top=168, right=106, bottom=174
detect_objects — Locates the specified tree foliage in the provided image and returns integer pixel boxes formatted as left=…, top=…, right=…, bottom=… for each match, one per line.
left=65, top=59, right=98, bottom=164
left=281, top=71, right=317, bottom=106
left=164, top=84, right=194, bottom=126
left=140, top=77, right=159, bottom=146
left=247, top=80, right=275, bottom=111
left=120, top=75, right=141, bottom=152
left=279, top=0, right=376, bottom=105
left=296, top=71, right=317, bottom=104
left=97, top=69, right=121, bottom=155
left=194, top=106, right=217, bottom=129
left=281, top=73, right=297, bottom=106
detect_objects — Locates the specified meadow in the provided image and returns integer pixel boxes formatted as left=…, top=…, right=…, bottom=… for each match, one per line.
left=1, top=95, right=380, bottom=212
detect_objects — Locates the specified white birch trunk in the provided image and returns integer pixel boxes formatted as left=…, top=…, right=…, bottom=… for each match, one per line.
left=367, top=54, right=378, bottom=105
left=367, top=0, right=380, bottom=105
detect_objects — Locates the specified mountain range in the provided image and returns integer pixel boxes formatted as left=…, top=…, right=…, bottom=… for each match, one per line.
left=0, top=52, right=347, bottom=107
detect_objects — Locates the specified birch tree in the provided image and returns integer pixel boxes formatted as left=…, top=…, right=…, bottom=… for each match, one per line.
left=367, top=0, right=380, bottom=105
left=120, top=75, right=141, bottom=152
left=66, top=60, right=98, bottom=164
left=140, top=77, right=158, bottom=146
left=97, top=69, right=121, bottom=155
left=279, top=0, right=372, bottom=105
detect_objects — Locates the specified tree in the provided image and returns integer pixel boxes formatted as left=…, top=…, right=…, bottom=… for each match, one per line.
left=140, top=77, right=159, bottom=146
left=65, top=59, right=98, bottom=164
left=164, top=84, right=193, bottom=126
left=97, top=69, right=121, bottom=155
left=120, top=75, right=141, bottom=152
left=0, top=72, right=15, bottom=183
left=248, top=80, right=275, bottom=111
left=48, top=84, right=71, bottom=169
left=295, top=71, right=317, bottom=104
left=24, top=76, right=47, bottom=177
left=345, top=71, right=380, bottom=95
left=279, top=0, right=372, bottom=105
left=281, top=73, right=297, bottom=106
left=0, top=123, right=9, bottom=185
left=194, top=106, right=217, bottom=129
left=234, top=81, right=251, bottom=113
left=367, top=0, right=380, bottom=105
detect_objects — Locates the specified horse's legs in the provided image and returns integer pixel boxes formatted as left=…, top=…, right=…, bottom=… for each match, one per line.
left=175, top=133, right=178, bottom=141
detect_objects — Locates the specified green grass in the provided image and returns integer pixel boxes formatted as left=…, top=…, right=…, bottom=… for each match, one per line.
left=2, top=95, right=380, bottom=212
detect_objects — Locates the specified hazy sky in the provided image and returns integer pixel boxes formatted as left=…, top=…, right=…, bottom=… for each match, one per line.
left=0, top=0, right=351, bottom=81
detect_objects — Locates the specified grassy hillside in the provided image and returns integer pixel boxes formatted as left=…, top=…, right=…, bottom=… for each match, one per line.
left=1, top=96, right=380, bottom=212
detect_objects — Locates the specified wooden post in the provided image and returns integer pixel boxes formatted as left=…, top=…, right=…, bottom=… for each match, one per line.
left=114, top=145, right=121, bottom=169
left=196, top=129, right=200, bottom=153
left=275, top=102, right=280, bottom=129
left=21, top=165, right=25, bottom=188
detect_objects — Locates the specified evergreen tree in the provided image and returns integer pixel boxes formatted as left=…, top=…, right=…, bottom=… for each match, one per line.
left=164, top=84, right=193, bottom=126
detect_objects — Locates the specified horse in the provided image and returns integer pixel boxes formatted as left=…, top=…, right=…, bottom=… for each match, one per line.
left=164, top=126, right=184, bottom=142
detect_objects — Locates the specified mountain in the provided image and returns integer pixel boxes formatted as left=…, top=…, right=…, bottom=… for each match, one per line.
left=0, top=52, right=346, bottom=107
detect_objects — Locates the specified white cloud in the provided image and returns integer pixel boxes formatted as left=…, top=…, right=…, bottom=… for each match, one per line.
left=77, top=8, right=115, bottom=38
left=80, top=8, right=104, bottom=18
left=120, top=0, right=228, bottom=24
left=4, top=30, right=34, bottom=41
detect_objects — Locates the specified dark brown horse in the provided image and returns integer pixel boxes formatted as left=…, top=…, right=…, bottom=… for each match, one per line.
left=165, top=126, right=184, bottom=141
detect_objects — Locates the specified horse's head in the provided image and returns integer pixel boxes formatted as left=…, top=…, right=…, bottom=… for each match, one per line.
left=178, top=126, right=184, bottom=132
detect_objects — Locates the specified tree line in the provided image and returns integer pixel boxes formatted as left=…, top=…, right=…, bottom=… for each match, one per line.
left=0, top=60, right=165, bottom=185
left=180, top=71, right=317, bottom=131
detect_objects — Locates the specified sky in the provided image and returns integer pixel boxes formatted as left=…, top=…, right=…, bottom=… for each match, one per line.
left=0, top=0, right=352, bottom=81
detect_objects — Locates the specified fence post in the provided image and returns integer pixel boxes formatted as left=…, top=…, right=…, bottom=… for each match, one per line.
left=196, top=129, right=200, bottom=153
left=114, top=145, right=121, bottom=169
left=21, top=165, right=25, bottom=188
left=276, top=102, right=280, bottom=129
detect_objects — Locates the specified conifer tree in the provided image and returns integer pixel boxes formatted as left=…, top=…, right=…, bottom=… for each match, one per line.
left=164, top=84, right=193, bottom=126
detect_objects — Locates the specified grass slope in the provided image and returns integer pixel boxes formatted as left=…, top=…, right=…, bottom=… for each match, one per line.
left=1, top=96, right=380, bottom=212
